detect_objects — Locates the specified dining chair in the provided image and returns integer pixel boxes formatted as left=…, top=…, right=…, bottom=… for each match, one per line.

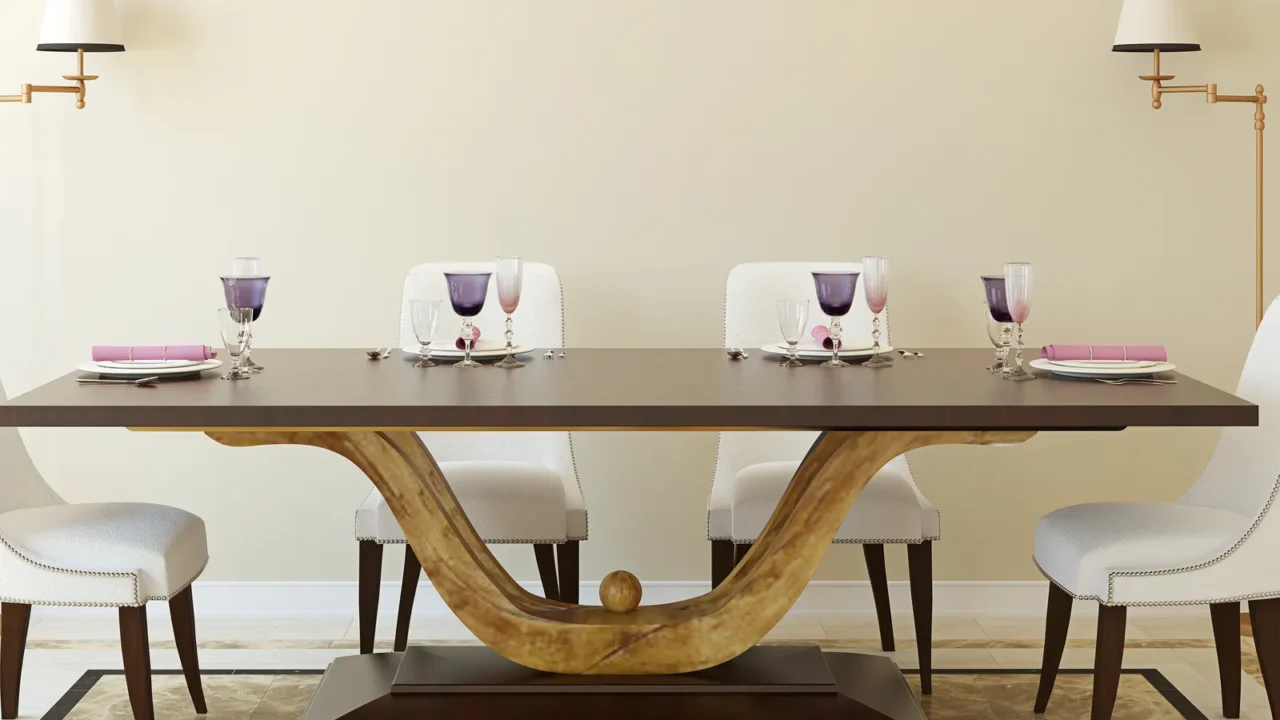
left=355, top=261, right=586, bottom=653
left=708, top=261, right=939, bottom=694
left=1033, top=298, right=1280, bottom=720
left=0, top=381, right=208, bottom=720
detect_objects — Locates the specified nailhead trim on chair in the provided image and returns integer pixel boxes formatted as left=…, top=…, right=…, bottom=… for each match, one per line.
left=357, top=535, right=582, bottom=545
left=1034, top=473, right=1280, bottom=607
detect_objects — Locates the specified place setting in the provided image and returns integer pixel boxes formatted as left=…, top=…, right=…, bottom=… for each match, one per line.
left=75, top=345, right=222, bottom=386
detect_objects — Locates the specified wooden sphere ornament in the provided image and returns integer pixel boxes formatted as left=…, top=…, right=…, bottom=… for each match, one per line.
left=599, top=570, right=643, bottom=613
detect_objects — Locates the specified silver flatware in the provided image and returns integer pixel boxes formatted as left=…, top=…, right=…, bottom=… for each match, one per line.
left=77, top=376, right=161, bottom=387
left=899, top=350, right=925, bottom=359
left=727, top=348, right=749, bottom=360
left=367, top=348, right=393, bottom=360
left=544, top=350, right=555, bottom=359
left=1095, top=377, right=1178, bottom=386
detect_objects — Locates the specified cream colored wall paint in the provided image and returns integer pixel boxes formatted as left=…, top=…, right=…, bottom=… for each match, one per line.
left=0, top=1, right=1272, bottom=585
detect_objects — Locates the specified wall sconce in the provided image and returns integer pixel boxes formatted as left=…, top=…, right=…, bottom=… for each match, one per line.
left=1114, top=0, right=1267, bottom=326
left=1, top=0, right=124, bottom=110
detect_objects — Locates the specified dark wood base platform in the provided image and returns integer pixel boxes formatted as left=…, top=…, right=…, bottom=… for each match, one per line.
left=303, top=645, right=924, bottom=719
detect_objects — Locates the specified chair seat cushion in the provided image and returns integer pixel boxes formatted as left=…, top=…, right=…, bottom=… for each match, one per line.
left=727, top=460, right=939, bottom=543
left=0, top=502, right=208, bottom=607
left=356, top=461, right=587, bottom=544
left=1033, top=502, right=1251, bottom=601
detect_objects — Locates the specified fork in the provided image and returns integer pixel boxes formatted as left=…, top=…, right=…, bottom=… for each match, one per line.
left=1095, top=377, right=1178, bottom=386
left=76, top=376, right=161, bottom=387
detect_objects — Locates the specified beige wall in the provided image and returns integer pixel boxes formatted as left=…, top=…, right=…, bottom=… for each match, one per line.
left=0, top=1, right=1272, bottom=585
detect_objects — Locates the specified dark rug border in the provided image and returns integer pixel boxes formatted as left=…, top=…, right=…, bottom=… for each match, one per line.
left=40, top=668, right=1207, bottom=720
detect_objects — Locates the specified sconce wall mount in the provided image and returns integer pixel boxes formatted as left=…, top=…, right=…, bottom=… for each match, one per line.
left=1, top=0, right=124, bottom=110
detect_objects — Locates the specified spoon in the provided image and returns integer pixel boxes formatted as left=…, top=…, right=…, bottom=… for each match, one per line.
left=77, top=376, right=161, bottom=387
left=726, top=348, right=749, bottom=360
left=367, top=348, right=393, bottom=360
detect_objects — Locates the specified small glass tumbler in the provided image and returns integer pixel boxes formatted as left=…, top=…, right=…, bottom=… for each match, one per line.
left=410, top=299, right=442, bottom=368
left=1003, top=262, right=1036, bottom=382
left=494, top=257, right=525, bottom=369
left=217, top=307, right=253, bottom=380
left=862, top=257, right=892, bottom=368
left=776, top=299, right=810, bottom=368
left=811, top=271, right=859, bottom=368
left=444, top=271, right=491, bottom=368
left=981, top=275, right=1014, bottom=375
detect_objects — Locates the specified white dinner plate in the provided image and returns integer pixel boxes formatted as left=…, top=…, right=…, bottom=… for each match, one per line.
left=760, top=343, right=891, bottom=360
left=401, top=344, right=537, bottom=360
left=77, top=359, right=223, bottom=377
left=1029, top=358, right=1176, bottom=378
left=1046, top=359, right=1160, bottom=371
left=94, top=359, right=205, bottom=370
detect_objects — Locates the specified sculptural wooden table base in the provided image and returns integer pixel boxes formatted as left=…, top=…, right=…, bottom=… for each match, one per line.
left=0, top=349, right=1257, bottom=719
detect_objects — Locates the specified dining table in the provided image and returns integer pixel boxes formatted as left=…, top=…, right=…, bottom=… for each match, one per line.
left=0, top=348, right=1258, bottom=720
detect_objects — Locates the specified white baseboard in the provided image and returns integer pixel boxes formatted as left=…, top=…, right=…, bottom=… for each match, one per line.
left=32, top=580, right=1202, bottom=620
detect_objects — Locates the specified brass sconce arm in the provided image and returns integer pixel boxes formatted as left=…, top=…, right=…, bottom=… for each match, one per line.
left=0, top=49, right=97, bottom=109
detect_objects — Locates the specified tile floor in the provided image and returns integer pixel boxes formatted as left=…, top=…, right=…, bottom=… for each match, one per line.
left=9, top=613, right=1272, bottom=719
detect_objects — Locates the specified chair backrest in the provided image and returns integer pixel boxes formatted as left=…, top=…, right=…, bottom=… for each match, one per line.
left=0, top=380, right=64, bottom=515
left=396, top=262, right=578, bottom=482
left=714, top=262, right=907, bottom=488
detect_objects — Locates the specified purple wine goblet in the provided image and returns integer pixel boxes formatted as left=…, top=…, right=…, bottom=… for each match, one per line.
left=811, top=271, right=859, bottom=368
left=444, top=271, right=491, bottom=368
left=220, top=268, right=270, bottom=373
left=981, top=275, right=1014, bottom=375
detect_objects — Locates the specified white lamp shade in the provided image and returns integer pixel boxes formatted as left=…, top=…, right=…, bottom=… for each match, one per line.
left=37, top=0, right=124, bottom=53
left=1113, top=0, right=1200, bottom=53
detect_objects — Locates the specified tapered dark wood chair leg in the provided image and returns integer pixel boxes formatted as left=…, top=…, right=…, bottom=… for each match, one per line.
left=1210, top=601, right=1241, bottom=719
left=907, top=541, right=933, bottom=695
left=358, top=540, right=383, bottom=654
left=734, top=542, right=752, bottom=566
left=711, top=540, right=735, bottom=589
left=168, top=588, right=207, bottom=714
left=394, top=546, right=422, bottom=652
left=862, top=544, right=895, bottom=652
left=1, top=603, right=32, bottom=720
left=1249, top=598, right=1280, bottom=718
left=1034, top=583, right=1073, bottom=713
left=119, top=605, right=155, bottom=720
left=534, top=544, right=560, bottom=601
left=1092, top=604, right=1127, bottom=720
left=557, top=541, right=579, bottom=604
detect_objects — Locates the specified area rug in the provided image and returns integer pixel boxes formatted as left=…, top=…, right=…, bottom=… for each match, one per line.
left=41, top=667, right=1206, bottom=720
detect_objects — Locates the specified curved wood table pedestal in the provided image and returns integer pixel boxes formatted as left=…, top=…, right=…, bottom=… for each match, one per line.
left=208, top=428, right=1033, bottom=675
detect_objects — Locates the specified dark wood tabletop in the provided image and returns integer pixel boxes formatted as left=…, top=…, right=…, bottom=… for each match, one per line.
left=0, top=349, right=1256, bottom=431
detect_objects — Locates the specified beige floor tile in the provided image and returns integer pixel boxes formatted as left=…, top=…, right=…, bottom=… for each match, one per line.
left=265, top=618, right=354, bottom=640
left=1132, top=615, right=1217, bottom=639
left=893, top=648, right=997, bottom=669
left=976, top=616, right=1149, bottom=641
left=762, top=619, right=826, bottom=641
left=819, top=616, right=986, bottom=641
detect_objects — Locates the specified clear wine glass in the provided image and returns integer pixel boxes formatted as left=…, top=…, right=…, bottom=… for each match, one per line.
left=981, top=275, right=1014, bottom=375
left=217, top=307, right=253, bottom=380
left=221, top=257, right=269, bottom=373
left=1003, top=262, right=1036, bottom=382
left=494, top=257, right=524, bottom=369
left=811, top=272, right=859, bottom=368
left=444, top=271, right=491, bottom=368
left=776, top=299, right=810, bottom=368
left=410, top=299, right=442, bottom=368
left=862, top=257, right=892, bottom=368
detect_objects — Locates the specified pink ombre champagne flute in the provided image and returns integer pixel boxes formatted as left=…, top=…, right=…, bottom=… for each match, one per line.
left=494, top=257, right=524, bottom=369
left=862, top=257, right=892, bottom=368
left=1003, top=262, right=1035, bottom=382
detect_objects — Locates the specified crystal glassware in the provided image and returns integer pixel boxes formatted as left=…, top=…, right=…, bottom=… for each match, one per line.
left=861, top=257, right=893, bottom=368
left=221, top=257, right=269, bottom=373
left=217, top=307, right=253, bottom=380
left=410, top=299, right=442, bottom=368
left=494, top=257, right=525, bottom=369
left=775, top=299, right=810, bottom=368
left=1003, top=262, right=1036, bottom=382
left=811, top=271, right=859, bottom=368
left=444, top=271, right=491, bottom=368
left=981, top=275, right=1014, bottom=375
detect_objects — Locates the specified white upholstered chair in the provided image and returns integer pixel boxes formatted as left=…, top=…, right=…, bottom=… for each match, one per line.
left=0, top=381, right=208, bottom=720
left=1033, top=299, right=1280, bottom=720
left=356, top=261, right=586, bottom=653
left=708, top=262, right=939, bottom=694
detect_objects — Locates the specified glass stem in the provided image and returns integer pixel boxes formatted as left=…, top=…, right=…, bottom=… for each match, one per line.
left=463, top=319, right=474, bottom=365
left=788, top=341, right=798, bottom=365
left=871, top=315, right=881, bottom=355
left=830, top=317, right=842, bottom=364
left=505, top=314, right=515, bottom=358
left=1015, top=324, right=1025, bottom=373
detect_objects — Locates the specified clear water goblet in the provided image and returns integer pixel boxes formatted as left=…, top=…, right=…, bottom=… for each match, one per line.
left=410, top=299, right=442, bottom=368
left=494, top=257, right=524, bottom=369
left=776, top=299, right=810, bottom=368
left=862, top=257, right=892, bottom=368
left=444, top=271, right=491, bottom=368
left=217, top=307, right=253, bottom=380
left=981, top=275, right=1014, bottom=375
left=1003, top=263, right=1036, bottom=382
left=811, top=271, right=859, bottom=368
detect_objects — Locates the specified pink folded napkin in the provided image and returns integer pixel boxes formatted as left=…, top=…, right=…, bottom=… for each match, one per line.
left=454, top=327, right=482, bottom=350
left=92, top=345, right=216, bottom=362
left=1040, top=345, right=1168, bottom=362
left=811, top=326, right=842, bottom=351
